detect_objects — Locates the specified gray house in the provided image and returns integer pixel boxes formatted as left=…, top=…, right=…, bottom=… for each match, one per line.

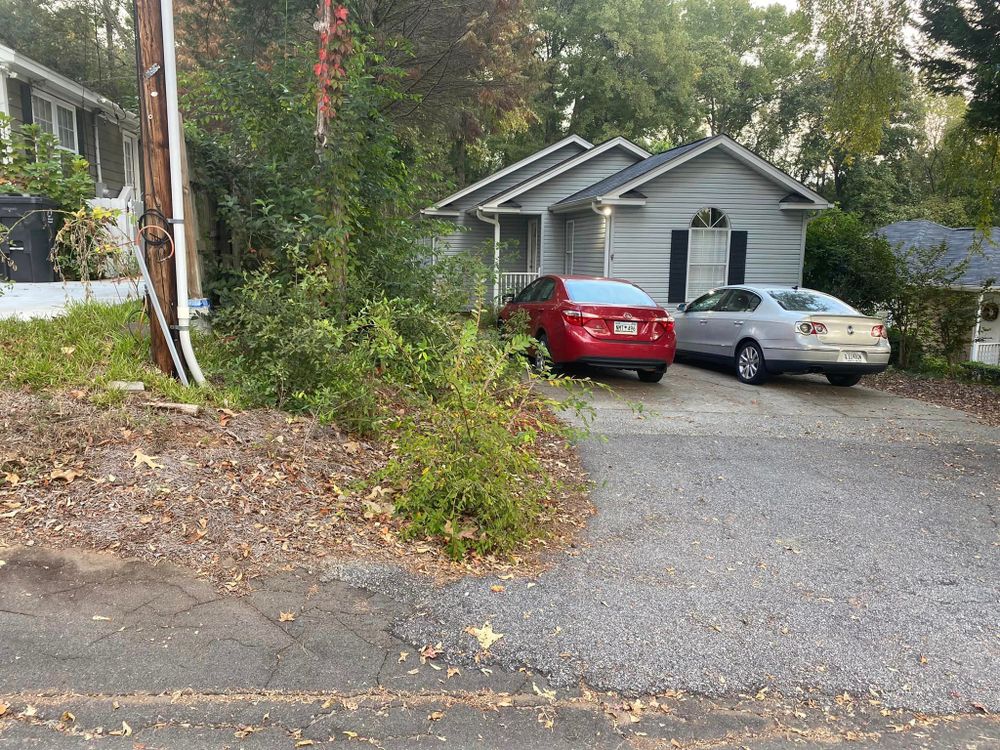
left=423, top=133, right=830, bottom=305
left=0, top=43, right=140, bottom=199
left=879, top=219, right=999, bottom=365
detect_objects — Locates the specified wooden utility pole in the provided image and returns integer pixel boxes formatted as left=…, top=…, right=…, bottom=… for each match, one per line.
left=133, top=0, right=179, bottom=376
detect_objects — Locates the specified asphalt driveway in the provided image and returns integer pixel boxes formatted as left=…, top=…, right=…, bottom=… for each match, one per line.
left=339, top=363, right=1000, bottom=714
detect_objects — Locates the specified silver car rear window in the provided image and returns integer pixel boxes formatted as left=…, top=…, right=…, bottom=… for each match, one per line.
left=769, top=290, right=857, bottom=314
left=564, top=280, right=656, bottom=306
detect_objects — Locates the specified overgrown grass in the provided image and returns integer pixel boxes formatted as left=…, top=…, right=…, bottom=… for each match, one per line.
left=0, top=301, right=220, bottom=406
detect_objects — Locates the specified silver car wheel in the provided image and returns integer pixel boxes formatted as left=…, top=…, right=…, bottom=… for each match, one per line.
left=738, top=346, right=760, bottom=380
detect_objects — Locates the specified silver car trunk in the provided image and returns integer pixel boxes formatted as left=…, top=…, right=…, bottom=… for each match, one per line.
left=805, top=315, right=884, bottom=346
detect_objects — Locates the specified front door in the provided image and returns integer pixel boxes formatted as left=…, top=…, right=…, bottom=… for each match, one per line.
left=526, top=218, right=540, bottom=273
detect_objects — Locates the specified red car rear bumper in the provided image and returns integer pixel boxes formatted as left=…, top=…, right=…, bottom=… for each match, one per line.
left=550, top=324, right=676, bottom=370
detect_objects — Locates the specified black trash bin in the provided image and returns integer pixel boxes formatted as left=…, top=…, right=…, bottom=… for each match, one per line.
left=0, top=196, right=57, bottom=283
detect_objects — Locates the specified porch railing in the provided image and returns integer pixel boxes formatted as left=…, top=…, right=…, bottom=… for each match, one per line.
left=498, top=271, right=539, bottom=302
left=973, top=342, right=1000, bottom=366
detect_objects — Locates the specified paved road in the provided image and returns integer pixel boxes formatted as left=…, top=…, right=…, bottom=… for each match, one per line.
left=340, top=364, right=1000, bottom=714
left=1, top=548, right=995, bottom=749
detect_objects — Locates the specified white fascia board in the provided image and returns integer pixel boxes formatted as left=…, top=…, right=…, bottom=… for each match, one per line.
left=480, top=137, right=650, bottom=210
left=604, top=134, right=829, bottom=207
left=0, top=43, right=138, bottom=126
left=549, top=197, right=602, bottom=214
left=428, top=134, right=593, bottom=211
left=599, top=197, right=646, bottom=206
left=779, top=202, right=833, bottom=210
left=420, top=208, right=461, bottom=217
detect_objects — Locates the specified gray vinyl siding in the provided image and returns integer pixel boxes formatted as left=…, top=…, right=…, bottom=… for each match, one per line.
left=97, top=117, right=128, bottom=194
left=442, top=143, right=587, bottom=213
left=503, top=147, right=641, bottom=273
left=433, top=143, right=587, bottom=263
left=611, top=149, right=807, bottom=305
left=566, top=210, right=606, bottom=276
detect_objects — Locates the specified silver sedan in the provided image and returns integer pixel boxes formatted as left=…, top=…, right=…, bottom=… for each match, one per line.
left=673, top=286, right=891, bottom=386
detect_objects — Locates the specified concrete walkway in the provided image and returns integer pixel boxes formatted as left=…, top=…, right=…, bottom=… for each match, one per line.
left=0, top=279, right=140, bottom=320
left=0, top=547, right=995, bottom=749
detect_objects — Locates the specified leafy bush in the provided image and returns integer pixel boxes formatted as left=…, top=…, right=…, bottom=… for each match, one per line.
left=209, top=267, right=584, bottom=558
left=957, top=360, right=1000, bottom=386
left=0, top=115, right=93, bottom=209
left=916, top=354, right=954, bottom=378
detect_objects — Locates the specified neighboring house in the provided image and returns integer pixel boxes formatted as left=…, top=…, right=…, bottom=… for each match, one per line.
left=0, top=43, right=141, bottom=200
left=423, top=133, right=830, bottom=305
left=878, top=219, right=1000, bottom=365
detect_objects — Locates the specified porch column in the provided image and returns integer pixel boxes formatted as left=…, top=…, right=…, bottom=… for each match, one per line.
left=971, top=291, right=985, bottom=362
left=475, top=209, right=501, bottom=303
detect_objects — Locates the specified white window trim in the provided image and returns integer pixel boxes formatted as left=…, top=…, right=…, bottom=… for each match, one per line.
left=685, top=208, right=731, bottom=302
left=31, top=90, right=78, bottom=153
left=0, top=72, right=9, bottom=117
left=565, top=219, right=575, bottom=274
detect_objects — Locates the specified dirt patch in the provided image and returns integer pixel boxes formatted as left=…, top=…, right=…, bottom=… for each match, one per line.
left=0, top=389, right=592, bottom=592
left=864, top=369, right=1000, bottom=427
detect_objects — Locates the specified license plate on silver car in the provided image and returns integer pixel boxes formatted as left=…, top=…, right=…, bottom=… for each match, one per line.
left=614, top=321, right=638, bottom=335
left=839, top=351, right=865, bottom=363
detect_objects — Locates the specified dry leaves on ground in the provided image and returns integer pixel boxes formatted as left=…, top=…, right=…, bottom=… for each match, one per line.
left=0, top=390, right=592, bottom=592
left=864, top=370, right=1000, bottom=426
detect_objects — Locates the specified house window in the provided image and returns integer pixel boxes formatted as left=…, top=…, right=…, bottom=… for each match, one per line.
left=31, top=93, right=78, bottom=152
left=123, top=134, right=139, bottom=188
left=31, top=95, right=54, bottom=134
left=687, top=207, right=730, bottom=300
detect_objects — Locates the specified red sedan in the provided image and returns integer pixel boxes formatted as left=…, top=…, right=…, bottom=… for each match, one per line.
left=499, top=275, right=676, bottom=382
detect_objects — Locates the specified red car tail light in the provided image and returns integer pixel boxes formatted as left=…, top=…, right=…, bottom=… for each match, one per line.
left=871, top=324, right=887, bottom=338
left=796, top=321, right=828, bottom=335
left=562, top=309, right=585, bottom=326
left=651, top=315, right=674, bottom=339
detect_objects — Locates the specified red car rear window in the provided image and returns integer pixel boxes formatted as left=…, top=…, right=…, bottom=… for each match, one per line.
left=564, top=279, right=656, bottom=306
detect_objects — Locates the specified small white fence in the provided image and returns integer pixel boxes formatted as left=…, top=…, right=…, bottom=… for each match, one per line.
left=973, top=342, right=1000, bottom=366
left=88, top=188, right=142, bottom=277
left=498, top=271, right=538, bottom=302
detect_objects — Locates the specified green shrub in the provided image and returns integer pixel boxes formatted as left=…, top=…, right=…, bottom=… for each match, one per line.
left=957, top=360, right=1000, bottom=386
left=210, top=268, right=585, bottom=558
left=917, top=354, right=954, bottom=378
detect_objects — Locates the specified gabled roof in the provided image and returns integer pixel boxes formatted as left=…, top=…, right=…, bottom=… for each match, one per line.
left=426, top=134, right=592, bottom=211
left=555, top=137, right=712, bottom=207
left=0, top=43, right=137, bottom=126
left=878, top=219, right=1000, bottom=289
left=555, top=134, right=829, bottom=210
left=478, top=136, right=649, bottom=210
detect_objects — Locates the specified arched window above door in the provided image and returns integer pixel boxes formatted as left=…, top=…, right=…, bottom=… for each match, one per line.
left=687, top=207, right=731, bottom=300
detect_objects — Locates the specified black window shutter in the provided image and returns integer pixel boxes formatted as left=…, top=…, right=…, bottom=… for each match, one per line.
left=668, top=230, right=689, bottom=303
left=76, top=110, right=89, bottom=162
left=727, top=231, right=748, bottom=285
left=20, top=83, right=33, bottom=125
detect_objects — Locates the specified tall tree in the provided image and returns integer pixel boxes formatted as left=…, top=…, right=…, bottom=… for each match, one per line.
left=917, top=0, right=1000, bottom=135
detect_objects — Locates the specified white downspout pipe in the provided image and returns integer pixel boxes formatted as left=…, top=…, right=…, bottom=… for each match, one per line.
left=591, top=201, right=613, bottom=277
left=971, top=291, right=985, bottom=362
left=160, top=0, right=205, bottom=385
left=476, top=208, right=501, bottom=303
left=92, top=114, right=103, bottom=187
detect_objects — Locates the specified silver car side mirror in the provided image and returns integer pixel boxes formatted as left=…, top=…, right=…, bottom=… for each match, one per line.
left=676, top=303, right=687, bottom=312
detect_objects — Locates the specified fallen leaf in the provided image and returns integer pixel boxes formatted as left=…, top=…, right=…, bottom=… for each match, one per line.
left=447, top=667, right=460, bottom=678
left=92, top=615, right=112, bottom=621
left=428, top=711, right=444, bottom=721
left=3, top=472, right=18, bottom=486
left=398, top=651, right=409, bottom=663
left=21, top=705, right=36, bottom=717
left=61, top=346, right=76, bottom=356
left=139, top=515, right=154, bottom=525
left=465, top=622, right=504, bottom=651
left=133, top=450, right=163, bottom=470
left=60, top=711, right=75, bottom=723
left=279, top=611, right=296, bottom=622
left=0, top=704, right=7, bottom=717
left=49, top=468, right=81, bottom=483
left=295, top=741, right=314, bottom=747
left=533, top=682, right=556, bottom=701
left=343, top=731, right=358, bottom=739
left=121, top=721, right=132, bottom=737
left=490, top=585, right=505, bottom=593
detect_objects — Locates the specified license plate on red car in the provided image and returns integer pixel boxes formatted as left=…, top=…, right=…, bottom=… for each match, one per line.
left=613, top=321, right=638, bottom=335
